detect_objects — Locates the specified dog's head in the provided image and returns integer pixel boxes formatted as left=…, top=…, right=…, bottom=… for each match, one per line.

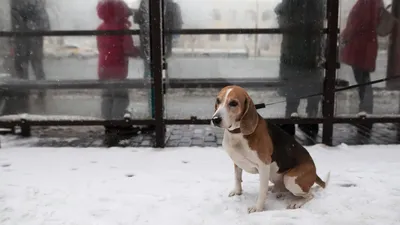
left=211, top=86, right=259, bottom=135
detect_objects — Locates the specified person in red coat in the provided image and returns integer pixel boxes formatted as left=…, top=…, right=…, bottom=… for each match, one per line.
left=96, top=0, right=139, bottom=146
left=340, top=0, right=383, bottom=115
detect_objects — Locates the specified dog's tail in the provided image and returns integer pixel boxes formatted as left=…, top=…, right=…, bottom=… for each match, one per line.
left=315, top=172, right=331, bottom=189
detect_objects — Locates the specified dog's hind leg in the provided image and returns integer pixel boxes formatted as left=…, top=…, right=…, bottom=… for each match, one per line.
left=269, top=181, right=289, bottom=199
left=283, top=163, right=317, bottom=209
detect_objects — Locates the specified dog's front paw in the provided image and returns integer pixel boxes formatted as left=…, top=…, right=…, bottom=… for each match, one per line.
left=247, top=205, right=264, bottom=214
left=228, top=189, right=242, bottom=197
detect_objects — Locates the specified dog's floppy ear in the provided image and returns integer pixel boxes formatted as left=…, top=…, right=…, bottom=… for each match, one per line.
left=240, top=94, right=259, bottom=135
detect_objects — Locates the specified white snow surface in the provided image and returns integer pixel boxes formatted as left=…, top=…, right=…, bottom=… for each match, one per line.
left=1, top=144, right=400, bottom=225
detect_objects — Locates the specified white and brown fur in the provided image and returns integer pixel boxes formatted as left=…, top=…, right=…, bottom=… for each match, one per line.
left=211, top=85, right=329, bottom=213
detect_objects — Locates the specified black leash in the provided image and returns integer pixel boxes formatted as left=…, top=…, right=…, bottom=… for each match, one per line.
left=255, top=75, right=400, bottom=109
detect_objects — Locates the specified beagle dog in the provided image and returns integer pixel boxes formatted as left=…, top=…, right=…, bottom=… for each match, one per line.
left=211, top=85, right=329, bottom=213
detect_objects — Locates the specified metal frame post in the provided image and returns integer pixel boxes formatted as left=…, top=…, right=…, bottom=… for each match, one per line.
left=387, top=0, right=399, bottom=90
left=322, top=0, right=339, bottom=146
left=149, top=0, right=165, bottom=147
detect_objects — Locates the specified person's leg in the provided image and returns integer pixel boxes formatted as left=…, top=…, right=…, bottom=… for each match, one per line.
left=351, top=67, right=373, bottom=135
left=282, top=96, right=299, bottom=136
left=355, top=70, right=373, bottom=134
left=298, top=71, right=322, bottom=139
left=102, top=88, right=121, bottom=147
left=29, top=36, right=47, bottom=103
left=305, top=71, right=323, bottom=117
left=13, top=37, right=29, bottom=80
left=30, top=37, right=46, bottom=80
left=285, top=97, right=300, bottom=118
left=11, top=8, right=28, bottom=79
left=10, top=9, right=31, bottom=114
left=306, top=96, right=321, bottom=117
left=101, top=89, right=113, bottom=120
left=111, top=88, right=130, bottom=120
left=300, top=95, right=321, bottom=138
left=111, top=88, right=138, bottom=136
left=13, top=37, right=30, bottom=114
left=352, top=67, right=369, bottom=113
left=360, top=71, right=373, bottom=114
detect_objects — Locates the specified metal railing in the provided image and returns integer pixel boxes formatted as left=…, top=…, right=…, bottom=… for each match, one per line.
left=0, top=0, right=398, bottom=147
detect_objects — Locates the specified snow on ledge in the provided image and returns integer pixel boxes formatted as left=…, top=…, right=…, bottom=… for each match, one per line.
left=0, top=114, right=101, bottom=121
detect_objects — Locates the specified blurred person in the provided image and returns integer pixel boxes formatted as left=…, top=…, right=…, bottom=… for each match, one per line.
left=275, top=0, right=324, bottom=139
left=164, top=0, right=183, bottom=57
left=11, top=0, right=49, bottom=82
left=8, top=0, right=50, bottom=115
left=96, top=0, right=140, bottom=146
left=134, top=0, right=182, bottom=128
left=340, top=0, right=384, bottom=116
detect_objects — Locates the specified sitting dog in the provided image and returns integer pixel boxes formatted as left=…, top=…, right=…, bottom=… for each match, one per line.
left=211, top=85, right=329, bottom=213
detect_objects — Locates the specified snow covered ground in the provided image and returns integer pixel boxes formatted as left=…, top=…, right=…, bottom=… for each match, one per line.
left=1, top=144, right=400, bottom=225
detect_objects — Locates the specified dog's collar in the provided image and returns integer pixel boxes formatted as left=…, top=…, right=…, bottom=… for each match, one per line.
left=227, top=127, right=241, bottom=134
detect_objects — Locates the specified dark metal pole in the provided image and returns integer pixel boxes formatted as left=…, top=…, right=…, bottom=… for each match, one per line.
left=149, top=0, right=165, bottom=147
left=388, top=0, right=400, bottom=142
left=387, top=0, right=399, bottom=90
left=322, top=0, right=339, bottom=146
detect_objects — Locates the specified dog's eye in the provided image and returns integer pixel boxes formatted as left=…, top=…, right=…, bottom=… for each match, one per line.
left=229, top=101, right=238, bottom=107
left=216, top=98, right=221, bottom=105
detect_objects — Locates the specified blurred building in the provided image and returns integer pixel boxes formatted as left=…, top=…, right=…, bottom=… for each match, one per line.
left=172, top=0, right=282, bottom=56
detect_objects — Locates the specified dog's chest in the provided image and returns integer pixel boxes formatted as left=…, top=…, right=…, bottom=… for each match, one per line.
left=223, top=132, right=260, bottom=174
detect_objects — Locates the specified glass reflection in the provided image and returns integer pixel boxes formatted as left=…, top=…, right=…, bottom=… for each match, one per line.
left=0, top=0, right=152, bottom=123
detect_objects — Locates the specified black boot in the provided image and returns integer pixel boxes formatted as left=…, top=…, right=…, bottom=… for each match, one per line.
left=103, top=126, right=120, bottom=147
left=298, top=124, right=319, bottom=138
left=278, top=124, right=295, bottom=136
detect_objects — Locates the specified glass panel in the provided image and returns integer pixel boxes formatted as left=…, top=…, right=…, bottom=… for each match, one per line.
left=1, top=35, right=145, bottom=81
left=158, top=0, right=325, bottom=30
left=164, top=0, right=326, bottom=119
left=336, top=0, right=395, bottom=116
left=0, top=34, right=151, bottom=120
left=164, top=32, right=325, bottom=119
left=333, top=123, right=398, bottom=145
left=0, top=0, right=152, bottom=121
left=0, top=0, right=315, bottom=31
left=0, top=0, right=143, bottom=31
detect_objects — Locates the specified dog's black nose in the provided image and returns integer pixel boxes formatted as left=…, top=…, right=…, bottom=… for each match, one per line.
left=212, top=116, right=222, bottom=125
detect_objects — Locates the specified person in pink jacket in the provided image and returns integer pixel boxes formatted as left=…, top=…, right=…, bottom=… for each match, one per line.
left=340, top=0, right=384, bottom=115
left=96, top=0, right=140, bottom=146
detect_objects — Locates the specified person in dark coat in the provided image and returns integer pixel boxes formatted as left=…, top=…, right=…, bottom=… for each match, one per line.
left=275, top=0, right=324, bottom=138
left=340, top=0, right=383, bottom=115
left=134, top=0, right=182, bottom=121
left=11, top=0, right=49, bottom=81
left=9, top=0, right=50, bottom=114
